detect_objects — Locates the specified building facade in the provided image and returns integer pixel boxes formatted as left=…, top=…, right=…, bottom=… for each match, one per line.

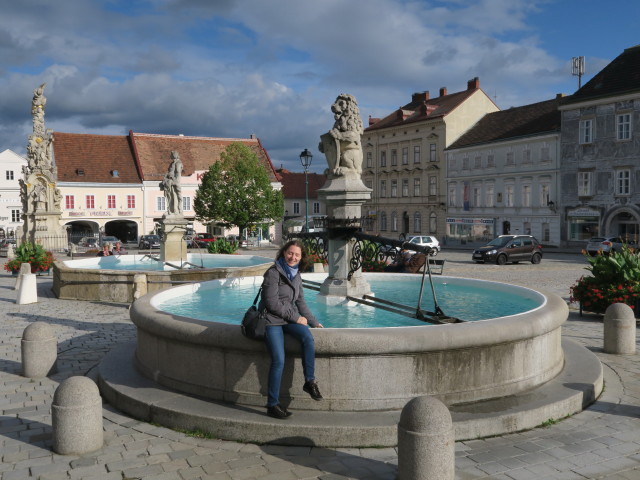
left=559, top=45, right=640, bottom=246
left=277, top=168, right=327, bottom=237
left=446, top=97, right=563, bottom=246
left=360, top=78, right=498, bottom=242
left=0, top=149, right=28, bottom=238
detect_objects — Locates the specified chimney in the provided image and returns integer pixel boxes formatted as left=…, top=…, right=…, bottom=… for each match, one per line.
left=368, top=115, right=380, bottom=126
left=396, top=108, right=405, bottom=120
left=467, top=77, right=480, bottom=90
left=412, top=91, right=429, bottom=104
left=556, top=93, right=565, bottom=99
left=439, top=87, right=447, bottom=97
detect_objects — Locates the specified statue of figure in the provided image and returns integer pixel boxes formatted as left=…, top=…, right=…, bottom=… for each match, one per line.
left=160, top=151, right=183, bottom=216
left=53, top=187, right=62, bottom=210
left=32, top=183, right=47, bottom=212
left=32, top=84, right=47, bottom=135
left=26, top=84, right=54, bottom=171
left=318, top=93, right=365, bottom=178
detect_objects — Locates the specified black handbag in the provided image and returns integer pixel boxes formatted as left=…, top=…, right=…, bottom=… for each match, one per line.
left=241, top=287, right=267, bottom=340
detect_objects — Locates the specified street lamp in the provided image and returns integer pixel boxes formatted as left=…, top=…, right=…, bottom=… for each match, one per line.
left=300, top=148, right=313, bottom=232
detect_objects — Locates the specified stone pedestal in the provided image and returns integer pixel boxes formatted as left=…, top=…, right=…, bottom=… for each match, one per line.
left=317, top=176, right=372, bottom=304
left=160, top=217, right=188, bottom=263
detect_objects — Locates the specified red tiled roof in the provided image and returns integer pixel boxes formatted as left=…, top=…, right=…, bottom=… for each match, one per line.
left=131, top=132, right=278, bottom=182
left=447, top=97, right=562, bottom=149
left=53, top=133, right=140, bottom=183
left=277, top=170, right=327, bottom=199
left=365, top=81, right=483, bottom=132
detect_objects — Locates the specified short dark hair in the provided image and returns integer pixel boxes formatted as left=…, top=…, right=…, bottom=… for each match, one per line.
left=277, top=239, right=310, bottom=271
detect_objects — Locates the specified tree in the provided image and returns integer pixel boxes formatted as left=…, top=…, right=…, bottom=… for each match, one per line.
left=194, top=142, right=284, bottom=240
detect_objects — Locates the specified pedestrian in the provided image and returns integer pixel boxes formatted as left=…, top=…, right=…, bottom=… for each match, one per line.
left=259, top=239, right=324, bottom=419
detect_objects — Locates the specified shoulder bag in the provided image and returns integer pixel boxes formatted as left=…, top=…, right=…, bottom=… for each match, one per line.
left=241, top=287, right=267, bottom=340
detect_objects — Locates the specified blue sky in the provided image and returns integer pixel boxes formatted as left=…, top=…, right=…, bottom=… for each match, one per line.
left=0, top=0, right=638, bottom=173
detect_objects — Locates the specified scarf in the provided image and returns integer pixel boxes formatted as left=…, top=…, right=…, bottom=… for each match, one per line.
left=277, top=257, right=299, bottom=281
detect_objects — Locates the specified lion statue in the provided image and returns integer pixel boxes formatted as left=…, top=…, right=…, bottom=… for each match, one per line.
left=319, top=93, right=364, bottom=178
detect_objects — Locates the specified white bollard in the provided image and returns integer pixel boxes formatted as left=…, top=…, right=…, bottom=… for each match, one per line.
left=604, top=303, right=636, bottom=354
left=14, top=262, right=31, bottom=290
left=16, top=263, right=38, bottom=305
left=398, top=396, right=455, bottom=480
left=21, top=322, right=57, bottom=378
left=52, top=376, right=103, bottom=455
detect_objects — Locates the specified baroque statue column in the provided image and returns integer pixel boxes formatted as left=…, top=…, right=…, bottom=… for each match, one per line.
left=159, top=151, right=188, bottom=262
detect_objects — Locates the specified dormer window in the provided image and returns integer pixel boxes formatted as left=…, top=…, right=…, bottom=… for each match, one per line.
left=75, top=169, right=85, bottom=176
left=111, top=170, right=119, bottom=177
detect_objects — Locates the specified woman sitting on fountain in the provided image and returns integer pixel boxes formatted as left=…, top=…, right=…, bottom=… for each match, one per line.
left=259, top=239, right=324, bottom=419
left=96, top=243, right=113, bottom=257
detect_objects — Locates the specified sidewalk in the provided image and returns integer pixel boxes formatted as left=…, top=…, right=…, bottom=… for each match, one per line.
left=0, top=270, right=639, bottom=479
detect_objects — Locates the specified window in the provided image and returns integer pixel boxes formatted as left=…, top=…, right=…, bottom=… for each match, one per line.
left=366, top=152, right=372, bottom=168
left=449, top=157, right=457, bottom=170
left=429, top=144, right=437, bottom=162
left=448, top=185, right=456, bottom=207
left=579, top=119, right=593, bottom=144
left=462, top=157, right=470, bottom=170
left=380, top=151, right=387, bottom=167
left=429, top=212, right=437, bottom=233
left=540, top=144, right=550, bottom=163
left=65, top=195, right=75, bottom=210
left=524, top=222, right=531, bottom=235
left=413, top=178, right=421, bottom=196
left=540, top=184, right=550, bottom=206
left=542, top=223, right=550, bottom=242
left=127, top=195, right=136, bottom=209
left=616, top=169, right=631, bottom=195
left=313, top=202, right=320, bottom=214
left=413, top=146, right=421, bottom=164
left=578, top=171, right=592, bottom=196
left=391, top=211, right=398, bottom=232
left=472, top=186, right=481, bottom=207
left=487, top=154, right=495, bottom=167
left=380, top=180, right=387, bottom=197
left=391, top=149, right=397, bottom=166
left=157, top=196, right=166, bottom=211
left=107, top=195, right=116, bottom=209
left=413, top=212, right=421, bottom=233
left=365, top=180, right=373, bottom=189
left=391, top=180, right=398, bottom=197
left=505, top=185, right=514, bottom=207
left=522, top=185, right=531, bottom=207
left=402, top=179, right=409, bottom=197
left=11, top=209, right=20, bottom=222
left=293, top=202, right=300, bottom=214
left=5, top=171, right=14, bottom=180
left=474, top=156, right=481, bottom=169
left=523, top=148, right=531, bottom=164
left=506, top=151, right=514, bottom=165
left=85, top=195, right=95, bottom=209
left=429, top=176, right=437, bottom=196
left=402, top=147, right=408, bottom=165
left=617, top=113, right=632, bottom=140
left=183, top=196, right=191, bottom=211
left=380, top=212, right=387, bottom=231
left=485, top=184, right=494, bottom=207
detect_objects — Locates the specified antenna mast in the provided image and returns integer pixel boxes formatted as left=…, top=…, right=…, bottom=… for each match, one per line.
left=572, top=56, right=585, bottom=89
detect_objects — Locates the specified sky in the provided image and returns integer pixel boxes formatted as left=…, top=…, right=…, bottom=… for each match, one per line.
left=1, top=0, right=638, bottom=174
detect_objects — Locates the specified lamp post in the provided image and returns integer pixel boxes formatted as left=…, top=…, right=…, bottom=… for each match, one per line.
left=300, top=149, right=313, bottom=232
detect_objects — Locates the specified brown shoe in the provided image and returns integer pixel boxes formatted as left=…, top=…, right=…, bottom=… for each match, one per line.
left=303, top=380, right=323, bottom=401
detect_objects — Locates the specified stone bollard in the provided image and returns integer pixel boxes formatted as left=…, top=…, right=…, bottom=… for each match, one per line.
left=22, top=322, right=57, bottom=378
left=313, top=262, right=325, bottom=273
left=398, top=396, right=455, bottom=480
left=131, top=273, right=148, bottom=304
left=14, top=262, right=31, bottom=290
left=604, top=303, right=636, bottom=354
left=16, top=264, right=38, bottom=305
left=52, top=376, right=103, bottom=455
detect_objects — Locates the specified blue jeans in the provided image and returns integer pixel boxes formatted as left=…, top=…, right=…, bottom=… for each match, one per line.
left=264, top=323, right=316, bottom=407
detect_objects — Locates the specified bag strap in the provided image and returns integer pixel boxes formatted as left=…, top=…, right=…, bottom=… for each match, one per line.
left=252, top=286, right=263, bottom=306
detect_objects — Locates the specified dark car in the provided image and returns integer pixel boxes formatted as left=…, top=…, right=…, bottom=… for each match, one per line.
left=585, top=236, right=637, bottom=256
left=472, top=235, right=543, bottom=265
left=139, top=234, right=161, bottom=249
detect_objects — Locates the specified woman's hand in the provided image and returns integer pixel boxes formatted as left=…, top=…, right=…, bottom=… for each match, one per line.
left=297, top=316, right=308, bottom=325
left=316, top=323, right=324, bottom=328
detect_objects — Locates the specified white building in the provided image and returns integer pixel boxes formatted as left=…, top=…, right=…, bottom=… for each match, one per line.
left=0, top=149, right=27, bottom=238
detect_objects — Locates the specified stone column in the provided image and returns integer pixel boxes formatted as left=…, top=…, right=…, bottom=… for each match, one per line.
left=604, top=303, right=636, bottom=354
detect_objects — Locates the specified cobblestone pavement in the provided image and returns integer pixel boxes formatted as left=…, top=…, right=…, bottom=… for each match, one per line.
left=1, top=251, right=639, bottom=479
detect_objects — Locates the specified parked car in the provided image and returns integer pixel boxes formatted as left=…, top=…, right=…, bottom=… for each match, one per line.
left=194, top=233, right=219, bottom=248
left=472, top=235, right=543, bottom=265
left=77, top=236, right=98, bottom=248
left=405, top=235, right=440, bottom=254
left=139, top=234, right=161, bottom=249
left=585, top=236, right=637, bottom=256
left=100, top=235, right=120, bottom=247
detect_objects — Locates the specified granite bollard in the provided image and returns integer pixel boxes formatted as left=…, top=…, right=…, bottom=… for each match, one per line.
left=52, top=376, right=103, bottom=455
left=21, top=322, right=57, bottom=378
left=604, top=303, right=636, bottom=354
left=398, top=396, right=454, bottom=480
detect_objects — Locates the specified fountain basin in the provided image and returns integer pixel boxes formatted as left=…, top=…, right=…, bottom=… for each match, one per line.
left=130, top=273, right=567, bottom=411
left=52, top=254, right=273, bottom=303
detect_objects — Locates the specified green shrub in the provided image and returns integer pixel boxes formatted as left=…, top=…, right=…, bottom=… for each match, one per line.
left=206, top=238, right=238, bottom=254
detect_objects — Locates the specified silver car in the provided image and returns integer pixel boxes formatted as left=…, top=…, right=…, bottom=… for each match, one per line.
left=405, top=235, right=440, bottom=254
left=585, top=236, right=636, bottom=256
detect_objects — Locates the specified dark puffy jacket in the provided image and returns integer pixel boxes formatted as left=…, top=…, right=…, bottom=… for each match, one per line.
left=258, top=263, right=319, bottom=327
